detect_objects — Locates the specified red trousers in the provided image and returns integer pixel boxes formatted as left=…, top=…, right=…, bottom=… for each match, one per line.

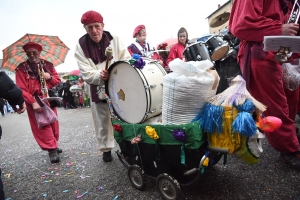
left=242, top=50, right=299, bottom=153
left=26, top=102, right=59, bottom=150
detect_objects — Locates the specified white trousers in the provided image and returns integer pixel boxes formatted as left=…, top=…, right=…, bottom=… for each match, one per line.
left=91, top=101, right=114, bottom=152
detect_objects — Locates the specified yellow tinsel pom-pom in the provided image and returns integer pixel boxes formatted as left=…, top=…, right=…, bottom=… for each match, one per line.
left=203, top=157, right=209, bottom=167
left=145, top=126, right=159, bottom=140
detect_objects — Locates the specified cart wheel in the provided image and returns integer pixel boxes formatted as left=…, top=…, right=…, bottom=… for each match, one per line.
left=128, top=165, right=146, bottom=190
left=156, top=173, right=181, bottom=200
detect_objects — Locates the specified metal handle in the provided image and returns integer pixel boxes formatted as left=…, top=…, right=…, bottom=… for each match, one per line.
left=184, top=168, right=199, bottom=176
left=145, top=109, right=156, bottom=116
left=144, top=84, right=157, bottom=90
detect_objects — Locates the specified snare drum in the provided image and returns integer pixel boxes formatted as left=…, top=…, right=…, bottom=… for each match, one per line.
left=183, top=42, right=211, bottom=62
left=199, top=34, right=230, bottom=61
left=106, top=58, right=166, bottom=124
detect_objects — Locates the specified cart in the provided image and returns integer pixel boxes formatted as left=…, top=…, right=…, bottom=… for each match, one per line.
left=109, top=106, right=225, bottom=200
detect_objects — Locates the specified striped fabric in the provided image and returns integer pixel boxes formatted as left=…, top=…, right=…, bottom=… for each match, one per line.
left=2, top=33, right=69, bottom=71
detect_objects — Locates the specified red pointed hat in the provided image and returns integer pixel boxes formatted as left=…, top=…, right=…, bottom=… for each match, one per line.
left=81, top=10, right=103, bottom=25
left=133, top=25, right=145, bottom=38
left=22, top=42, right=43, bottom=52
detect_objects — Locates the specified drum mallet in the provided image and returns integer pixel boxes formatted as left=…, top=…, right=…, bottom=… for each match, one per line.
left=105, top=47, right=113, bottom=70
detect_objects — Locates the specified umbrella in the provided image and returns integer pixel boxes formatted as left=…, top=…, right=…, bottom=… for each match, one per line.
left=69, top=69, right=81, bottom=76
left=1, top=33, right=69, bottom=71
left=62, top=74, right=70, bottom=80
left=70, top=85, right=82, bottom=92
left=159, top=38, right=178, bottom=49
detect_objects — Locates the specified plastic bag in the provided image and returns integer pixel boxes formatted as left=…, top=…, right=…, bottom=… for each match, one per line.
left=282, top=62, right=300, bottom=91
left=34, top=101, right=58, bottom=128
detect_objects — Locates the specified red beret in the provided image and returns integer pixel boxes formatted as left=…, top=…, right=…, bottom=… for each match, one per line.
left=133, top=25, right=146, bottom=38
left=22, top=42, right=43, bottom=52
left=81, top=10, right=103, bottom=26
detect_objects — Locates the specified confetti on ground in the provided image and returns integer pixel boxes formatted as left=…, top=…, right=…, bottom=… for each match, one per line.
left=77, top=191, right=88, bottom=198
left=13, top=190, right=17, bottom=193
left=74, top=190, right=78, bottom=194
left=113, top=196, right=119, bottom=200
left=43, top=194, right=47, bottom=197
left=44, top=180, right=52, bottom=183
left=63, top=190, right=69, bottom=193
left=81, top=153, right=87, bottom=155
left=98, top=186, right=104, bottom=191
left=6, top=198, right=11, bottom=200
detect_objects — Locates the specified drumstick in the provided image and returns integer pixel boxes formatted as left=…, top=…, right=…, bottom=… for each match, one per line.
left=105, top=47, right=113, bottom=70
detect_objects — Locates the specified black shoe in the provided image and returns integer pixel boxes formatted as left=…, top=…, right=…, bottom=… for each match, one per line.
left=56, top=148, right=63, bottom=154
left=280, top=151, right=300, bottom=171
left=103, top=151, right=112, bottom=162
left=48, top=149, right=60, bottom=164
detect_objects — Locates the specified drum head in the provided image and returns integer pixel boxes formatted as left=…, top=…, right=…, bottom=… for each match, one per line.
left=106, top=61, right=148, bottom=124
left=211, top=45, right=229, bottom=61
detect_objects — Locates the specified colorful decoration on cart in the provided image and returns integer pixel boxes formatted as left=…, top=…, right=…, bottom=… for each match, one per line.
left=172, top=129, right=187, bottom=142
left=129, top=54, right=146, bottom=69
left=145, top=126, right=159, bottom=140
left=172, top=129, right=187, bottom=165
left=256, top=116, right=282, bottom=133
left=113, top=124, right=122, bottom=132
left=130, top=134, right=142, bottom=144
left=192, top=75, right=281, bottom=164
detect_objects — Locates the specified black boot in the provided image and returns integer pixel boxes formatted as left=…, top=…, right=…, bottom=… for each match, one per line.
left=103, top=151, right=112, bottom=162
left=56, top=148, right=63, bottom=154
left=48, top=149, right=60, bottom=164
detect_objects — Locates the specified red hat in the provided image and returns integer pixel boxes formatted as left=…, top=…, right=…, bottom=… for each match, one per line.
left=81, top=10, right=103, bottom=26
left=22, top=42, right=43, bottom=52
left=133, top=25, right=145, bottom=38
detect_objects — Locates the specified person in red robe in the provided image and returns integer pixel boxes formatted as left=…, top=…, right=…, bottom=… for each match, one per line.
left=16, top=42, right=62, bottom=164
left=166, top=27, right=188, bottom=66
left=229, top=0, right=300, bottom=171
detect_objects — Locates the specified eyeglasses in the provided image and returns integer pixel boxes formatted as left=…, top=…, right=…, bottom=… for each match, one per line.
left=26, top=51, right=39, bottom=56
left=179, top=35, right=186, bottom=38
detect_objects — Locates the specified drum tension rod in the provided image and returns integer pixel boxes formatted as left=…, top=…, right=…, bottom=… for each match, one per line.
left=144, top=84, right=157, bottom=90
left=145, top=109, right=156, bottom=116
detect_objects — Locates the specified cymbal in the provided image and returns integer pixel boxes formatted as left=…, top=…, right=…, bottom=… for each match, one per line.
left=210, top=12, right=230, bottom=28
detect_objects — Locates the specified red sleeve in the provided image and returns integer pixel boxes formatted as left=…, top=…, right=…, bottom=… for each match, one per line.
left=46, top=63, right=61, bottom=89
left=166, top=46, right=177, bottom=66
left=15, top=67, right=36, bottom=104
left=229, top=0, right=283, bottom=42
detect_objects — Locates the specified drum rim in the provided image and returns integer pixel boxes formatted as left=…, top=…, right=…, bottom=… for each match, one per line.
left=184, top=41, right=206, bottom=53
left=105, top=60, right=151, bottom=124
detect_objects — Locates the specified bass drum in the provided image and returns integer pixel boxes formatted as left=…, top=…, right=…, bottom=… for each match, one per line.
left=106, top=58, right=166, bottom=124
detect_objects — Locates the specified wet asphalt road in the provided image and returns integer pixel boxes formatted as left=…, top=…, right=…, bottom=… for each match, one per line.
left=0, top=107, right=299, bottom=200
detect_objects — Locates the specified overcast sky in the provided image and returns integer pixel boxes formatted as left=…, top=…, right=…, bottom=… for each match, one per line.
left=0, top=0, right=228, bottom=72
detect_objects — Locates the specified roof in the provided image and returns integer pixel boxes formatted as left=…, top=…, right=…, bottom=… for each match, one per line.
left=206, top=0, right=231, bottom=19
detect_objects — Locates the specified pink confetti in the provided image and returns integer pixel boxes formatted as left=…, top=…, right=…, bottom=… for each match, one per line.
left=14, top=190, right=17, bottom=193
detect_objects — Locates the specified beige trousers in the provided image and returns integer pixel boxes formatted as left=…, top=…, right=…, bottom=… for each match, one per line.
left=91, top=101, right=114, bottom=152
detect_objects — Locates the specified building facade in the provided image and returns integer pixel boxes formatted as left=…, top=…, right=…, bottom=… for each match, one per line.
left=207, top=0, right=234, bottom=35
